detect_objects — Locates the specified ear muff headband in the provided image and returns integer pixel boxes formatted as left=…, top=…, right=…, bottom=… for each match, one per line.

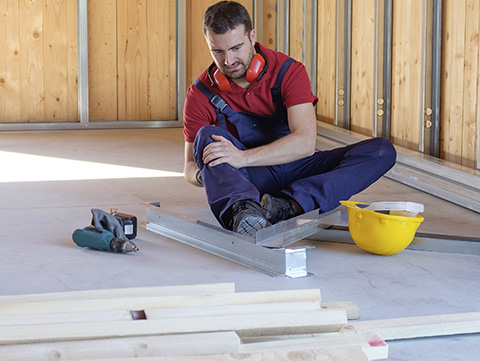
left=208, top=50, right=268, bottom=92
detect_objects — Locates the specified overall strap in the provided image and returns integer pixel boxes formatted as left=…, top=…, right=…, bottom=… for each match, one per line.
left=270, top=57, right=296, bottom=109
left=193, top=79, right=235, bottom=130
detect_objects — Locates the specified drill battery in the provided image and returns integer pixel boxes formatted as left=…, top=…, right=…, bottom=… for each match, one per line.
left=111, top=210, right=137, bottom=240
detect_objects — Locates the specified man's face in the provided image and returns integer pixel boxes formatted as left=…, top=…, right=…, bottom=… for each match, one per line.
left=205, top=25, right=256, bottom=80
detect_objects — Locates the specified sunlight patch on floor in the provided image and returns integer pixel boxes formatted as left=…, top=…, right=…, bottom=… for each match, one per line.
left=0, top=151, right=183, bottom=182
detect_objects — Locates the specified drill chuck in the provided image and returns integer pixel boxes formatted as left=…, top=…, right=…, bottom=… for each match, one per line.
left=72, top=226, right=139, bottom=253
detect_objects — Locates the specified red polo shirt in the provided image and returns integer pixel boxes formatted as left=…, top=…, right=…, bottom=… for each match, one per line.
left=183, top=43, right=318, bottom=143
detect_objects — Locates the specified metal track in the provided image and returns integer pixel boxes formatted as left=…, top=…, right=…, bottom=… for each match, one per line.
left=145, top=203, right=318, bottom=278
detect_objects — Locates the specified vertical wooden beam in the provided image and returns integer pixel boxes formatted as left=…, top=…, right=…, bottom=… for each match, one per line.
left=316, top=0, right=336, bottom=124
left=19, top=0, right=46, bottom=122
left=289, top=0, right=303, bottom=61
left=147, top=0, right=176, bottom=120
left=462, top=0, right=480, bottom=169
left=440, top=0, right=466, bottom=164
left=350, top=0, right=375, bottom=136
left=88, top=0, right=117, bottom=121
left=0, top=0, right=21, bottom=122
left=66, top=0, right=78, bottom=122
left=262, top=0, right=277, bottom=50
left=390, top=0, right=423, bottom=150
left=44, top=0, right=68, bottom=121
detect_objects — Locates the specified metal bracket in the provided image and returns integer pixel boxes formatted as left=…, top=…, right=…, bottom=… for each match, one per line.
left=145, top=203, right=347, bottom=278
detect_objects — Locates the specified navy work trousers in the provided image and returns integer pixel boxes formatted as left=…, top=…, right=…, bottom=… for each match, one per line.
left=194, top=125, right=397, bottom=228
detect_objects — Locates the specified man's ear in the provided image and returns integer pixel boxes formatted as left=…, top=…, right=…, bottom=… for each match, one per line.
left=249, top=29, right=256, bottom=44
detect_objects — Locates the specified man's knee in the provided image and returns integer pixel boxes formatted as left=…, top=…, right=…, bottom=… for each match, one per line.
left=374, top=137, right=397, bottom=167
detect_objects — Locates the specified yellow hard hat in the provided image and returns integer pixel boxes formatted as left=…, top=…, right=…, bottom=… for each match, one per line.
left=340, top=201, right=424, bottom=255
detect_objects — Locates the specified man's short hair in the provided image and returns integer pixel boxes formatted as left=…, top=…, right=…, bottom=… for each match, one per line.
left=203, top=1, right=252, bottom=35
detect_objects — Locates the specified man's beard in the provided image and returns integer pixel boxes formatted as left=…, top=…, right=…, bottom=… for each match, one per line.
left=220, top=46, right=255, bottom=80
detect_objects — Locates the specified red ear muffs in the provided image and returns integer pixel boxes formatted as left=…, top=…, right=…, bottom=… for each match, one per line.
left=246, top=53, right=266, bottom=83
left=208, top=51, right=268, bottom=92
left=212, top=68, right=233, bottom=92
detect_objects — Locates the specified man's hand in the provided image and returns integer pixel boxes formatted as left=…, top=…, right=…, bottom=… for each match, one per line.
left=203, top=135, right=245, bottom=168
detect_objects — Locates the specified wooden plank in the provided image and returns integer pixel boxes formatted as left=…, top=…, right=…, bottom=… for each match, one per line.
left=123, top=0, right=149, bottom=120
left=240, top=331, right=388, bottom=360
left=145, top=301, right=321, bottom=319
left=262, top=0, right=276, bottom=50
left=116, top=0, right=127, bottom=120
left=461, top=0, right=480, bottom=168
left=74, top=346, right=371, bottom=361
left=316, top=0, right=336, bottom=124
left=19, top=0, right=45, bottom=122
left=65, top=0, right=78, bottom=122
left=0, top=288, right=320, bottom=316
left=0, top=283, right=235, bottom=303
left=289, top=0, right=304, bottom=62
left=0, top=310, right=131, bottom=327
left=353, top=312, right=480, bottom=340
left=440, top=0, right=466, bottom=163
left=350, top=0, right=375, bottom=135
left=43, top=0, right=68, bottom=121
left=321, top=301, right=360, bottom=320
left=147, top=0, right=176, bottom=120
left=0, top=310, right=347, bottom=344
left=88, top=0, right=118, bottom=121
left=0, top=0, right=21, bottom=122
left=390, top=0, right=423, bottom=150
left=0, top=331, right=241, bottom=361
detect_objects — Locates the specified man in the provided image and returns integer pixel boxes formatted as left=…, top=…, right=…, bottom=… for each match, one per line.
left=183, top=1, right=396, bottom=237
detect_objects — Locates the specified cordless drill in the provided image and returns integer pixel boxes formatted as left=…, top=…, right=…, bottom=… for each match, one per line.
left=72, top=209, right=139, bottom=254
left=72, top=226, right=139, bottom=253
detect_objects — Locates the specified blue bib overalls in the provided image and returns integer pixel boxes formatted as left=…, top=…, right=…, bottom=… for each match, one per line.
left=193, top=58, right=396, bottom=229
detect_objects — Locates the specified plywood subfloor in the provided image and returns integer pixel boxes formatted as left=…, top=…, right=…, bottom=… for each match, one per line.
left=0, top=128, right=479, bottom=361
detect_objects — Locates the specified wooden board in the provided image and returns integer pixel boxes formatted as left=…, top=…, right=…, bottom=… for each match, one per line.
left=316, top=0, right=336, bottom=124
left=350, top=0, right=375, bottom=135
left=390, top=0, right=424, bottom=150
left=0, top=288, right=321, bottom=316
left=82, top=346, right=371, bottom=361
left=353, top=312, right=480, bottom=340
left=0, top=331, right=241, bottom=361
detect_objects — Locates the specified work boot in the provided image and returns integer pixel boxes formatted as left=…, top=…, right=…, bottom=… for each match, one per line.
left=261, top=194, right=295, bottom=224
left=230, top=200, right=270, bottom=237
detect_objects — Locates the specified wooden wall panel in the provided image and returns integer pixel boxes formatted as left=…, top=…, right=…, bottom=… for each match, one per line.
left=289, top=0, right=303, bottom=62
left=0, top=0, right=77, bottom=123
left=441, top=0, right=480, bottom=168
left=19, top=0, right=45, bottom=122
left=390, top=0, right=423, bottom=150
left=461, top=0, right=480, bottom=169
left=350, top=0, right=375, bottom=136
left=88, top=0, right=117, bottom=121
left=262, top=0, right=277, bottom=50
left=147, top=0, right=176, bottom=120
left=44, top=0, right=68, bottom=121
left=0, top=1, right=21, bottom=121
left=66, top=0, right=78, bottom=122
left=88, top=0, right=176, bottom=122
left=316, top=0, right=336, bottom=124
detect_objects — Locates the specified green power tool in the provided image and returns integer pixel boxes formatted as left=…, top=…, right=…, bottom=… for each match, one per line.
left=72, top=226, right=138, bottom=253
left=72, top=209, right=139, bottom=254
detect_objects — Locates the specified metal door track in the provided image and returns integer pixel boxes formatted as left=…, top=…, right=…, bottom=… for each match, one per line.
left=145, top=202, right=346, bottom=278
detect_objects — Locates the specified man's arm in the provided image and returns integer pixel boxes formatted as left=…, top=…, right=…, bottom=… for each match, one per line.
left=183, top=142, right=203, bottom=187
left=202, top=102, right=317, bottom=168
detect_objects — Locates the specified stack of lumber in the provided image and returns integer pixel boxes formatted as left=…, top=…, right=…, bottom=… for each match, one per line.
left=0, top=283, right=386, bottom=361
left=0, top=282, right=479, bottom=360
